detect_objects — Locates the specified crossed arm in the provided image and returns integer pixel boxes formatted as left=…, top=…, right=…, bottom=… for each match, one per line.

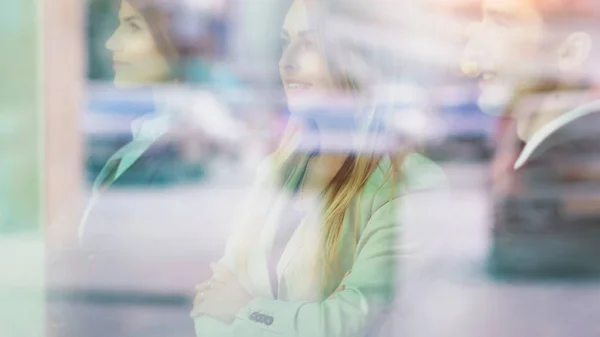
left=191, top=197, right=401, bottom=337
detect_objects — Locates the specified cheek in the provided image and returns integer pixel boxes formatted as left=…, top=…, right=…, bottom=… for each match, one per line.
left=486, top=35, right=533, bottom=71
left=502, top=28, right=543, bottom=61
left=123, top=34, right=171, bottom=75
left=130, top=36, right=167, bottom=64
left=296, top=51, right=331, bottom=86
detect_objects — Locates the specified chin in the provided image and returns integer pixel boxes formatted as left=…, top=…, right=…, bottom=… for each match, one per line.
left=286, top=98, right=308, bottom=112
left=113, top=77, right=145, bottom=89
left=477, top=95, right=508, bottom=117
left=113, top=77, right=132, bottom=88
left=286, top=94, right=320, bottom=112
left=285, top=89, right=341, bottom=108
left=515, top=121, right=531, bottom=142
left=477, top=84, right=514, bottom=118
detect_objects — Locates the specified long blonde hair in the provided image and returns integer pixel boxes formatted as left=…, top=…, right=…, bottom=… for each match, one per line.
left=296, top=0, right=405, bottom=289
left=271, top=128, right=404, bottom=294
left=235, top=0, right=406, bottom=295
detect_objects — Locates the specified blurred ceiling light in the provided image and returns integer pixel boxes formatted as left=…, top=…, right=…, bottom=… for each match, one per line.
left=183, top=0, right=224, bottom=12
left=392, top=108, right=429, bottom=138
left=378, top=82, right=427, bottom=105
left=326, top=18, right=462, bottom=73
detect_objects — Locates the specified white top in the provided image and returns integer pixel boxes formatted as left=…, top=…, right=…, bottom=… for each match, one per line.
left=514, top=100, right=600, bottom=170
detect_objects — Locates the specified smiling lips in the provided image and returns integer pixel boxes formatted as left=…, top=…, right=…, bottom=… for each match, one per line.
left=112, top=61, right=130, bottom=70
left=482, top=73, right=496, bottom=81
left=285, top=81, right=313, bottom=92
left=479, top=72, right=498, bottom=87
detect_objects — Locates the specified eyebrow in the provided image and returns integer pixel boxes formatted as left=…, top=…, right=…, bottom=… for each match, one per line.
left=299, top=29, right=316, bottom=37
left=122, top=15, right=143, bottom=23
left=485, top=9, right=518, bottom=24
left=280, top=29, right=317, bottom=37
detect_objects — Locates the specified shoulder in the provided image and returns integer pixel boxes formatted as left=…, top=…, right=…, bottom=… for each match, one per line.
left=363, top=153, right=447, bottom=194
left=523, top=109, right=600, bottom=167
left=359, top=152, right=446, bottom=213
left=400, top=152, right=448, bottom=192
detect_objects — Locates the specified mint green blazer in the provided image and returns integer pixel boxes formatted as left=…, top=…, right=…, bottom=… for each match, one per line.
left=193, top=152, right=446, bottom=337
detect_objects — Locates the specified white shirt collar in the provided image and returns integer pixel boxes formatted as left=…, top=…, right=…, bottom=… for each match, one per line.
left=130, top=113, right=173, bottom=142
left=514, top=99, right=600, bottom=170
left=129, top=87, right=190, bottom=142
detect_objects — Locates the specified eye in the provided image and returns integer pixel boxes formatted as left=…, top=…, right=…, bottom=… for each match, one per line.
left=491, top=17, right=510, bottom=28
left=486, top=12, right=514, bottom=28
left=129, top=22, right=141, bottom=32
left=302, top=36, right=322, bottom=51
left=279, top=37, right=291, bottom=53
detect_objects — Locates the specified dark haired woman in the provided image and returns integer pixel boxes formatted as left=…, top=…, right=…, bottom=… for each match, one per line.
left=70, top=2, right=239, bottom=336
left=81, top=0, right=241, bottom=236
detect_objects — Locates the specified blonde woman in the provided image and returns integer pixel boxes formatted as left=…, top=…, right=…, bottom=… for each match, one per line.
left=190, top=1, right=445, bottom=336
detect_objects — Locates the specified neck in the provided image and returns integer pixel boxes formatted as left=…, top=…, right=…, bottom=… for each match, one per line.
left=516, top=90, right=596, bottom=141
left=300, top=154, right=349, bottom=196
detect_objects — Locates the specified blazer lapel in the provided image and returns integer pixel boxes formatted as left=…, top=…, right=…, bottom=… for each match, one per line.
left=245, top=191, right=290, bottom=299
left=275, top=206, right=323, bottom=299
left=275, top=224, right=309, bottom=299
left=79, top=135, right=167, bottom=240
left=245, top=154, right=317, bottom=299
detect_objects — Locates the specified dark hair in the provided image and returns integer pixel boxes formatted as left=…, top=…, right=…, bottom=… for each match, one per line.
left=118, top=0, right=218, bottom=81
left=125, top=0, right=181, bottom=61
left=534, top=0, right=599, bottom=39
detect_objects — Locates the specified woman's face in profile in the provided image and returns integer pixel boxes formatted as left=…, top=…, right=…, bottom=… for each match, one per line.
left=105, top=1, right=172, bottom=87
left=279, top=0, right=335, bottom=109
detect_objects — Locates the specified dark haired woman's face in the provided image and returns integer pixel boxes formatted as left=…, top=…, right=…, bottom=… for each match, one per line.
left=105, top=1, right=172, bottom=87
left=279, top=0, right=336, bottom=111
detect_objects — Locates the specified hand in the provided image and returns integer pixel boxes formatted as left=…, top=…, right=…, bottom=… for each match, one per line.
left=190, top=263, right=254, bottom=325
left=327, top=269, right=351, bottom=300
left=192, top=263, right=233, bottom=306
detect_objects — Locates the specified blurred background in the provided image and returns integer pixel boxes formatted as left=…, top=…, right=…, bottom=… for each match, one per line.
left=2, top=0, right=600, bottom=336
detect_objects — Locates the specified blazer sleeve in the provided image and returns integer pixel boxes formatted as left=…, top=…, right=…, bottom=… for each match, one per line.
left=229, top=195, right=401, bottom=337
left=194, top=153, right=443, bottom=337
left=194, top=157, right=280, bottom=337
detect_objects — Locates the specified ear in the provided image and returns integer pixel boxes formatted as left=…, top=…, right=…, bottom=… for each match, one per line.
left=557, top=32, right=593, bottom=72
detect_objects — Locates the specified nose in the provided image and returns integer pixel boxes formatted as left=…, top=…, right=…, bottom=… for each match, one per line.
left=105, top=29, right=122, bottom=53
left=279, top=43, right=299, bottom=75
left=460, top=22, right=484, bottom=77
left=282, top=64, right=295, bottom=73
left=461, top=44, right=482, bottom=77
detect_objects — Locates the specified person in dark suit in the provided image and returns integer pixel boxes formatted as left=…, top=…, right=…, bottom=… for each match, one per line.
left=461, top=0, right=600, bottom=276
